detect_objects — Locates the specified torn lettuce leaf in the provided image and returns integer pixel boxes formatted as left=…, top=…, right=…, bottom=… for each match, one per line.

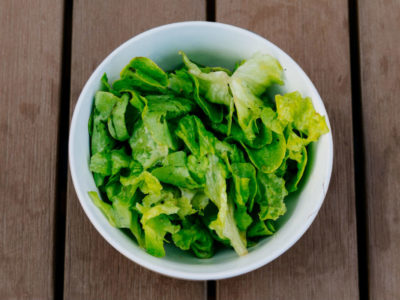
left=107, top=93, right=136, bottom=141
left=285, top=146, right=308, bottom=192
left=256, top=172, right=288, bottom=221
left=151, top=152, right=202, bottom=189
left=172, top=220, right=214, bottom=258
left=145, top=94, right=195, bottom=119
left=243, top=132, right=286, bottom=174
left=114, top=57, right=169, bottom=92
left=230, top=53, right=283, bottom=142
left=231, top=163, right=257, bottom=211
left=229, top=77, right=265, bottom=141
left=205, top=154, right=248, bottom=256
left=247, top=219, right=276, bottom=238
left=180, top=51, right=232, bottom=106
left=129, top=120, right=169, bottom=169
left=168, top=69, right=194, bottom=97
left=231, top=53, right=283, bottom=96
left=190, top=74, right=224, bottom=123
left=276, top=91, right=329, bottom=144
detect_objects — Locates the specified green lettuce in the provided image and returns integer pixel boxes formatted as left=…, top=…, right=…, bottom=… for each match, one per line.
left=276, top=91, right=329, bottom=144
left=88, top=52, right=329, bottom=259
left=180, top=51, right=232, bottom=106
left=256, top=172, right=288, bottom=221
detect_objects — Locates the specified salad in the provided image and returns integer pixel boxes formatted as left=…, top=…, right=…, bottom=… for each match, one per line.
left=88, top=51, right=329, bottom=258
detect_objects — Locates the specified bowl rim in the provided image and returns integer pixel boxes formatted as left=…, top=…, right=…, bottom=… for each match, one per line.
left=69, top=21, right=334, bottom=280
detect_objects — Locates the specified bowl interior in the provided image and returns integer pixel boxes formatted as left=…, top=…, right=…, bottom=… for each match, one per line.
left=69, top=22, right=333, bottom=280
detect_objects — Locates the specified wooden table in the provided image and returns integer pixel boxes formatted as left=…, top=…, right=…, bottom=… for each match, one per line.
left=1, top=0, right=399, bottom=299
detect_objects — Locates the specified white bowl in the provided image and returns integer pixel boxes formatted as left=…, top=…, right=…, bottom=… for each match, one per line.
left=69, top=21, right=333, bottom=280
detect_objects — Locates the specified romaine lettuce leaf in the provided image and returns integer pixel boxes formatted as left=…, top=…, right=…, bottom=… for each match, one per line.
left=234, top=206, right=253, bottom=231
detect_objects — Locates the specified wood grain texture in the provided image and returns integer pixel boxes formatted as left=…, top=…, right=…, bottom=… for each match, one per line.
left=216, top=1, right=359, bottom=299
left=358, top=1, right=400, bottom=299
left=64, top=1, right=206, bottom=299
left=0, top=0, right=64, bottom=299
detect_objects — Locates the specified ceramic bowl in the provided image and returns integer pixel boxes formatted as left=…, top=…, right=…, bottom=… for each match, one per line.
left=69, top=21, right=333, bottom=280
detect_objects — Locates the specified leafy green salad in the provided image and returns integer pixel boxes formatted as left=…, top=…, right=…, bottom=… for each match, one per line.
left=88, top=51, right=329, bottom=258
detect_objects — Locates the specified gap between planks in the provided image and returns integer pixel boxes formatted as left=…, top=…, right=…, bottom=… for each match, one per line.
left=53, top=0, right=74, bottom=299
left=348, top=0, right=369, bottom=299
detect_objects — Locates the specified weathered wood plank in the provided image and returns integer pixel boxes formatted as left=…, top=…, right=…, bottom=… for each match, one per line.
left=216, top=1, right=359, bottom=299
left=0, top=0, right=65, bottom=299
left=64, top=1, right=207, bottom=299
left=358, top=1, right=400, bottom=299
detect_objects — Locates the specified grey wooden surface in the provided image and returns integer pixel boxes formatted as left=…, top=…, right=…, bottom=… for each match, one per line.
left=1, top=0, right=399, bottom=299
